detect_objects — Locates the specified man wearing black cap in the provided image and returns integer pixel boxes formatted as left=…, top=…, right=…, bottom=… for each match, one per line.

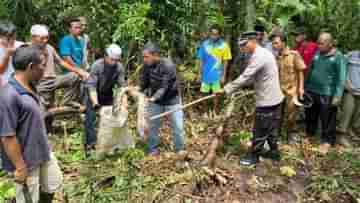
left=292, top=27, right=318, bottom=75
left=217, top=31, right=284, bottom=166
left=255, top=24, right=278, bottom=55
left=254, top=25, right=271, bottom=48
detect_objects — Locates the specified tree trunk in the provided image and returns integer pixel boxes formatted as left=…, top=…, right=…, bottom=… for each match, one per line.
left=245, top=0, right=256, bottom=31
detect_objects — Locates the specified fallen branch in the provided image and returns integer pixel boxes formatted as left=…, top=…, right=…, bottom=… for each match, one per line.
left=202, top=166, right=228, bottom=185
left=200, top=91, right=255, bottom=166
left=46, top=106, right=80, bottom=117
left=150, top=94, right=217, bottom=120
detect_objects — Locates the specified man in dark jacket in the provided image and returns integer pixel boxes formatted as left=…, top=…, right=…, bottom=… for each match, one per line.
left=140, top=42, right=185, bottom=156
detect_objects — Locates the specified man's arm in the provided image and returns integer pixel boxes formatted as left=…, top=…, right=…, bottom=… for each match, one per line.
left=85, top=64, right=100, bottom=107
left=221, top=42, right=232, bottom=84
left=224, top=54, right=265, bottom=95
left=117, top=63, right=126, bottom=88
left=0, top=48, right=15, bottom=74
left=52, top=46, right=86, bottom=77
left=1, top=136, right=26, bottom=172
left=62, top=56, right=89, bottom=80
left=0, top=94, right=27, bottom=183
left=294, top=52, right=306, bottom=98
left=334, top=54, right=348, bottom=97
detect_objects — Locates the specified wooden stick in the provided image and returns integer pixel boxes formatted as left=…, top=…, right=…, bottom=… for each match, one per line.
left=150, top=94, right=217, bottom=120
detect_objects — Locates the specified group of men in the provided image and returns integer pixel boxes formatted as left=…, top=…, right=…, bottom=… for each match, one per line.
left=0, top=16, right=358, bottom=202
left=198, top=25, right=351, bottom=165
left=0, top=16, right=187, bottom=202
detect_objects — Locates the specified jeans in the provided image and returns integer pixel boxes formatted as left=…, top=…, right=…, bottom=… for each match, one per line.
left=84, top=93, right=98, bottom=147
left=146, top=102, right=185, bottom=152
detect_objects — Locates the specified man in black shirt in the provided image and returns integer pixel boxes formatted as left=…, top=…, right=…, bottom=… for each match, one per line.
left=140, top=42, right=185, bottom=156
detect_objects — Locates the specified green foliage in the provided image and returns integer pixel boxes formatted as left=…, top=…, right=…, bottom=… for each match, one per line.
left=304, top=150, right=360, bottom=201
left=303, top=0, right=360, bottom=51
left=113, top=2, right=155, bottom=44
left=0, top=180, right=16, bottom=202
left=257, top=0, right=360, bottom=50
left=224, top=131, right=252, bottom=153
left=0, top=0, right=9, bottom=19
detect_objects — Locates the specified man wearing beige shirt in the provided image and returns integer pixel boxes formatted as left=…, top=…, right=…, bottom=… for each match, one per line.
left=271, top=31, right=306, bottom=144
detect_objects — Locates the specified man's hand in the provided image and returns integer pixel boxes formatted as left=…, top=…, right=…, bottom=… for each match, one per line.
left=6, top=47, right=16, bottom=56
left=77, top=69, right=90, bottom=81
left=14, top=166, right=28, bottom=184
left=93, top=103, right=101, bottom=111
left=298, top=87, right=305, bottom=100
left=128, top=86, right=140, bottom=93
left=148, top=97, right=156, bottom=102
left=331, top=96, right=342, bottom=107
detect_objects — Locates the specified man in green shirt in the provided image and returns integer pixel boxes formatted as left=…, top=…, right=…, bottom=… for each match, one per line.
left=305, top=32, right=347, bottom=154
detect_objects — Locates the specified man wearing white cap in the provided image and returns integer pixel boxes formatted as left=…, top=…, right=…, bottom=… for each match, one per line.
left=30, top=24, right=86, bottom=132
left=83, top=44, right=126, bottom=156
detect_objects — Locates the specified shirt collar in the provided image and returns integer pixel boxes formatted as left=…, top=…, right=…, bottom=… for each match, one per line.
left=207, top=38, right=223, bottom=46
left=324, top=48, right=337, bottom=57
left=8, top=77, right=39, bottom=103
left=279, top=47, right=291, bottom=57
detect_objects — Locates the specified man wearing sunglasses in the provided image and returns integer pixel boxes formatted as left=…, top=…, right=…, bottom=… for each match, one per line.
left=83, top=44, right=126, bottom=156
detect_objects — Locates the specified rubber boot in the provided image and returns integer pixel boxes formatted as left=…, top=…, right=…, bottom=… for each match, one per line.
left=263, top=140, right=281, bottom=161
left=239, top=152, right=259, bottom=166
left=39, top=192, right=54, bottom=203
left=287, top=131, right=298, bottom=145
